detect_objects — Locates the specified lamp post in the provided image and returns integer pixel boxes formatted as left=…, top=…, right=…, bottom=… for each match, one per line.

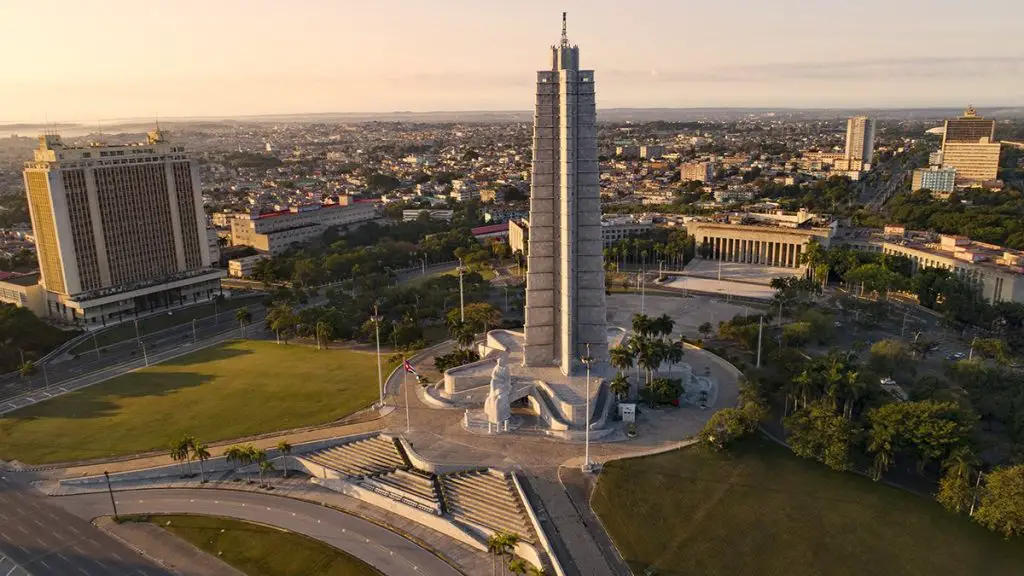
left=92, top=330, right=101, bottom=360
left=581, top=344, right=595, bottom=473
left=457, top=258, right=466, bottom=323
left=192, top=318, right=198, bottom=345
left=139, top=341, right=149, bottom=367
left=372, top=304, right=384, bottom=407
left=134, top=318, right=141, bottom=346
left=968, top=335, right=979, bottom=361
left=421, top=255, right=427, bottom=276
left=104, top=471, right=119, bottom=522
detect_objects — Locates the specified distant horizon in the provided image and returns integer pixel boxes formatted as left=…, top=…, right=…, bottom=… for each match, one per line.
left=3, top=0, right=1022, bottom=123
left=3, top=103, right=1023, bottom=129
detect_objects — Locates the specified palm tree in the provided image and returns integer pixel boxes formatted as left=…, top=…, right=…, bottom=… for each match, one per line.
left=259, top=459, right=275, bottom=488
left=498, top=532, right=520, bottom=574
left=169, top=441, right=187, bottom=477
left=665, top=339, right=685, bottom=371
left=18, top=359, right=36, bottom=380
left=609, top=372, right=630, bottom=401
left=653, top=313, right=675, bottom=337
left=192, top=442, right=211, bottom=483
left=277, top=440, right=292, bottom=478
left=486, top=533, right=505, bottom=576
left=631, top=314, right=654, bottom=337
left=315, top=320, right=333, bottom=350
left=252, top=447, right=269, bottom=487
left=267, top=303, right=295, bottom=344
left=508, top=558, right=529, bottom=575
left=235, top=307, right=252, bottom=338
left=226, top=445, right=254, bottom=483
left=527, top=566, right=549, bottom=576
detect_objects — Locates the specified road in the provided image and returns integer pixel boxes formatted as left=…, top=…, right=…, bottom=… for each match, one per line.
left=0, top=474, right=173, bottom=576
left=56, top=489, right=462, bottom=576
left=0, top=304, right=270, bottom=404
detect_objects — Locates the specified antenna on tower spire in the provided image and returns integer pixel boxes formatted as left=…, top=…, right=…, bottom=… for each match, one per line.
left=561, top=12, right=568, bottom=46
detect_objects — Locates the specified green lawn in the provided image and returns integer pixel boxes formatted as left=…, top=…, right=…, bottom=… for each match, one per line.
left=72, top=294, right=262, bottom=354
left=592, top=437, right=1024, bottom=576
left=0, top=340, right=379, bottom=464
left=145, top=515, right=381, bottom=576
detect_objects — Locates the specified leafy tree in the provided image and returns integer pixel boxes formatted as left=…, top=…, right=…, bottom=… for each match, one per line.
left=869, top=339, right=912, bottom=380
left=866, top=400, right=974, bottom=480
left=782, top=322, right=812, bottom=347
left=700, top=407, right=755, bottom=451
left=784, top=401, right=855, bottom=471
left=434, top=349, right=481, bottom=373
left=698, top=321, right=713, bottom=339
left=267, top=303, right=297, bottom=344
left=974, top=464, right=1024, bottom=538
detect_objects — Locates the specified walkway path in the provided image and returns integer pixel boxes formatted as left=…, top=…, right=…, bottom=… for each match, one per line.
left=56, top=488, right=462, bottom=576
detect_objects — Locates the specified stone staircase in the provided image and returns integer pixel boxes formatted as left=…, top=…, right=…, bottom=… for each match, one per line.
left=302, top=435, right=408, bottom=478
left=440, top=470, right=535, bottom=542
left=360, top=469, right=444, bottom=514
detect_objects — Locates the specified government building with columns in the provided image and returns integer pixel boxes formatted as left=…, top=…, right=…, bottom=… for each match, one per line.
left=685, top=211, right=836, bottom=268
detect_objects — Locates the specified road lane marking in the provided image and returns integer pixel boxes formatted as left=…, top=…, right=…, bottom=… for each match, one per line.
left=38, top=561, right=50, bottom=569
left=57, top=553, right=68, bottom=562
left=78, top=568, right=90, bottom=576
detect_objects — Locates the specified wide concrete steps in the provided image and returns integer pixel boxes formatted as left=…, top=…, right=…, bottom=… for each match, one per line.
left=361, top=469, right=443, bottom=514
left=440, top=470, right=535, bottom=542
left=303, top=436, right=406, bottom=478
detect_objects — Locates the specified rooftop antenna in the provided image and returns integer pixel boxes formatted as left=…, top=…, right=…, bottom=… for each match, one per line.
left=560, top=12, right=568, bottom=46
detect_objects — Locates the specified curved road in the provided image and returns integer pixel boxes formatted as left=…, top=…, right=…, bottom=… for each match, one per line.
left=55, top=488, right=461, bottom=576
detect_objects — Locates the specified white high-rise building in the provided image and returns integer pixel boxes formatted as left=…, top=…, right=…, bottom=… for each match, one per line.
left=23, top=130, right=223, bottom=326
left=523, top=13, right=607, bottom=375
left=845, top=116, right=876, bottom=168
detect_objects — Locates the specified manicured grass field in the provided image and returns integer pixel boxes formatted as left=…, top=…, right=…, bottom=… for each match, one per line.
left=0, top=340, right=379, bottom=464
left=72, top=294, right=262, bottom=353
left=146, top=515, right=381, bottom=576
left=592, top=436, right=1024, bottom=576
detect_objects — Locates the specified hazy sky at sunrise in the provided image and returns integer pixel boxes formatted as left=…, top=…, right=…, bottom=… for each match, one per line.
left=2, top=0, right=1022, bottom=122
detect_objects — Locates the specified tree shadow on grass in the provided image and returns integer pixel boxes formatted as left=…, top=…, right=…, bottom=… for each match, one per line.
left=156, top=341, right=255, bottom=368
left=5, top=371, right=215, bottom=422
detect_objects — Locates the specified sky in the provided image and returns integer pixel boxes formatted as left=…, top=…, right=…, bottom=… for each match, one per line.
left=2, top=0, right=1023, bottom=122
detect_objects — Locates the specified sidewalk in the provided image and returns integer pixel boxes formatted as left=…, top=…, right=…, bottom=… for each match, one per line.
left=96, top=517, right=246, bottom=576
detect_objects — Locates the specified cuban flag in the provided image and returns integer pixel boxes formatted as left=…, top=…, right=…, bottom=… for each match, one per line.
left=403, top=360, right=419, bottom=377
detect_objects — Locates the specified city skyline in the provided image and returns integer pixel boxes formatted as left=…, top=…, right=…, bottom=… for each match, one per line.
left=2, top=0, right=1023, bottom=122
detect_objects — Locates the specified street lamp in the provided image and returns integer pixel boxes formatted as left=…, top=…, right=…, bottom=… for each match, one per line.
left=968, top=335, right=979, bottom=361
left=104, top=471, right=119, bottom=522
left=139, top=341, right=149, bottom=367
left=372, top=304, right=384, bottom=407
left=134, top=318, right=141, bottom=346
left=457, top=258, right=466, bottom=323
left=581, top=343, right=595, bottom=473
left=192, top=318, right=198, bottom=345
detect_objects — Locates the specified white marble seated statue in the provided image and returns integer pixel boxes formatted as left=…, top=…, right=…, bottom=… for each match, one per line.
left=484, top=356, right=512, bottom=425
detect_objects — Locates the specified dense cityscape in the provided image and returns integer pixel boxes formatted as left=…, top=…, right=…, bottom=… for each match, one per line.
left=2, top=6, right=1024, bottom=576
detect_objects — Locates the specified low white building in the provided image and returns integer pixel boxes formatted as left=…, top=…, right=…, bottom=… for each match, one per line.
left=227, top=254, right=268, bottom=278
left=231, top=200, right=378, bottom=256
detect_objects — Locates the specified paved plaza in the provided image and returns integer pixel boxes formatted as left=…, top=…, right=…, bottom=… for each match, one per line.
left=681, top=257, right=804, bottom=284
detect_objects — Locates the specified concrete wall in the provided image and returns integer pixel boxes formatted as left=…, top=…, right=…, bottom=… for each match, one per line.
left=510, top=472, right=567, bottom=576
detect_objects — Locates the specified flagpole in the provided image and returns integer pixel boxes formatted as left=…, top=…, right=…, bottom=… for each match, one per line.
left=404, top=355, right=411, bottom=434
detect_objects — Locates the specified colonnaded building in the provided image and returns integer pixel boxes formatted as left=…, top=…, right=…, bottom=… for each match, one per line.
left=19, top=130, right=223, bottom=326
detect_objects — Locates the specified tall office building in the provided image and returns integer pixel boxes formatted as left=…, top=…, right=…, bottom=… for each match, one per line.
left=23, top=130, right=223, bottom=326
left=941, top=106, right=1001, bottom=184
left=524, top=13, right=607, bottom=375
left=844, top=116, right=876, bottom=168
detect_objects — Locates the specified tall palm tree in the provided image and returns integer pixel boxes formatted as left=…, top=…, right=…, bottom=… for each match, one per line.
left=486, top=533, right=504, bottom=576
left=631, top=314, right=654, bottom=338
left=226, top=445, right=254, bottom=483
left=653, top=313, right=675, bottom=338
left=235, top=307, right=252, bottom=338
left=277, top=441, right=293, bottom=478
left=251, top=447, right=269, bottom=487
left=609, top=372, right=630, bottom=401
left=192, top=442, right=211, bottom=483
left=259, top=459, right=275, bottom=488
left=315, top=320, right=333, bottom=351
left=169, top=441, right=187, bottom=477
left=498, top=532, right=520, bottom=575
